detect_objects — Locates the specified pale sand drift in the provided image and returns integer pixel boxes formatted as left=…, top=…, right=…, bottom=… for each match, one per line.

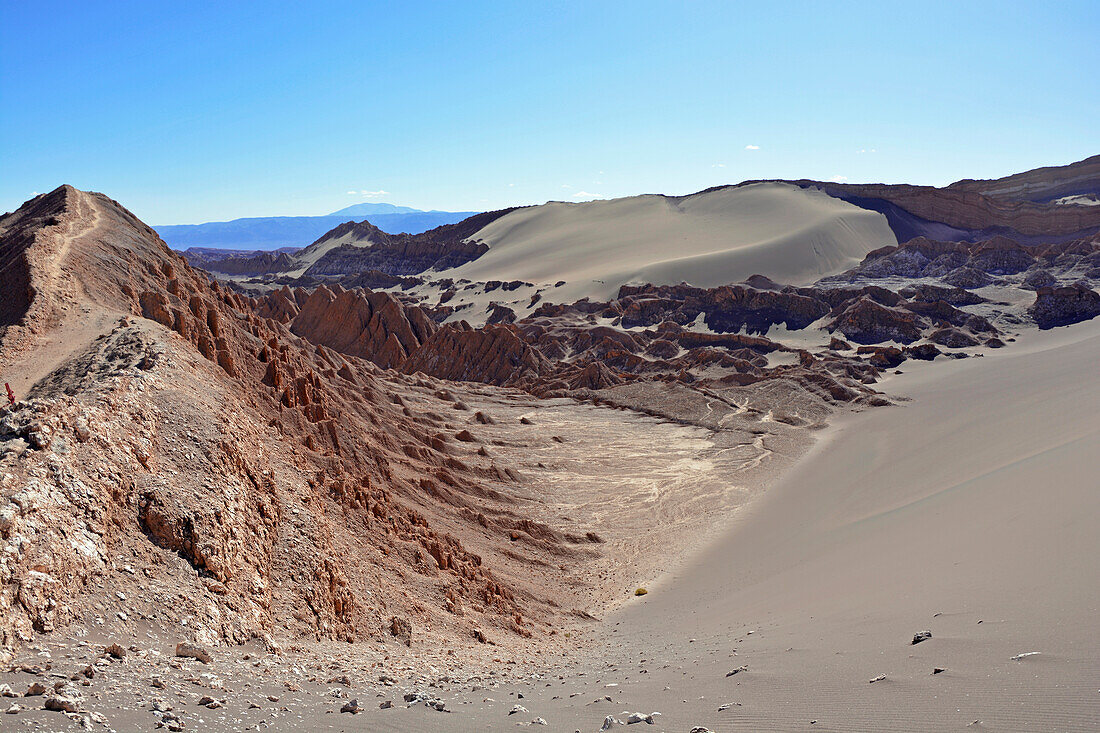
left=450, top=183, right=897, bottom=304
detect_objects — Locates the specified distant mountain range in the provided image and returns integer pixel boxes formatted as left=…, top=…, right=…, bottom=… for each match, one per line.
left=328, top=203, right=424, bottom=216
left=154, top=205, right=479, bottom=251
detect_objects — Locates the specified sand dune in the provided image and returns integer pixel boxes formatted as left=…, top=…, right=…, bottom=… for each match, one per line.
left=594, top=319, right=1100, bottom=731
left=451, top=183, right=896, bottom=302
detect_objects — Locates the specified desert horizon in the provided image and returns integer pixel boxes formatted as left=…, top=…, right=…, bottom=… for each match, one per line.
left=2, top=3, right=1098, bottom=732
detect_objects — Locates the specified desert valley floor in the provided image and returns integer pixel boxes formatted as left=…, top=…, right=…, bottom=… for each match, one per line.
left=1, top=156, right=1099, bottom=732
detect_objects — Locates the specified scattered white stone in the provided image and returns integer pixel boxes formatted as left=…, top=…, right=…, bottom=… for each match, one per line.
left=509, top=704, right=528, bottom=715
left=1011, top=652, right=1040, bottom=661
left=869, top=674, right=887, bottom=683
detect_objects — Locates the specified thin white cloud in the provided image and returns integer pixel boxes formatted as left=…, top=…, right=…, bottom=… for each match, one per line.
left=572, top=191, right=604, bottom=199
left=359, top=189, right=389, bottom=197
left=745, top=144, right=760, bottom=150
left=712, top=163, right=726, bottom=168
left=829, top=175, right=849, bottom=182
left=857, top=148, right=878, bottom=154
left=561, top=184, right=573, bottom=189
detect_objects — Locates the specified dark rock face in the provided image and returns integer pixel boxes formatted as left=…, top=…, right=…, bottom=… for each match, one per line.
left=303, top=209, right=518, bottom=277
left=1021, top=269, right=1057, bottom=290
left=307, top=239, right=488, bottom=277
left=941, top=266, right=992, bottom=289
left=904, top=343, right=942, bottom=361
left=828, top=297, right=924, bottom=344
left=1029, top=283, right=1100, bottom=329
left=966, top=237, right=1035, bottom=275
left=897, top=283, right=987, bottom=306
left=928, top=327, right=981, bottom=348
left=856, top=345, right=905, bottom=368
left=486, top=304, right=517, bottom=325
left=189, top=251, right=297, bottom=275
left=615, top=283, right=829, bottom=334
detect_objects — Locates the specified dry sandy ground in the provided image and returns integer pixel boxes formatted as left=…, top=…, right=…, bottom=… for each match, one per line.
left=5, top=320, right=1095, bottom=732
left=450, top=183, right=896, bottom=305
left=331, top=317, right=1099, bottom=731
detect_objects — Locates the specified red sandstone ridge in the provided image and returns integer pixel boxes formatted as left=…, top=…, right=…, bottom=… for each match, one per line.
left=947, top=154, right=1100, bottom=204
left=0, top=186, right=565, bottom=660
left=287, top=284, right=436, bottom=369
left=401, top=322, right=550, bottom=384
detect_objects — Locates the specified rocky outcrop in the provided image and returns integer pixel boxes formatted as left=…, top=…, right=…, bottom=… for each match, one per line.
left=615, top=282, right=830, bottom=333
left=307, top=239, right=488, bottom=277
left=402, top=323, right=549, bottom=385
left=1029, top=283, right=1100, bottom=328
left=289, top=284, right=436, bottom=369
left=832, top=235, right=1100, bottom=292
left=184, top=250, right=296, bottom=275
left=813, top=180, right=1100, bottom=241
left=828, top=297, right=924, bottom=344
left=0, top=188, right=542, bottom=662
left=300, top=208, right=519, bottom=278
left=947, top=154, right=1100, bottom=204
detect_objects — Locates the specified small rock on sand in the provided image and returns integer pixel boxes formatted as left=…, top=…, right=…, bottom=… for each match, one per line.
left=175, top=641, right=213, bottom=663
left=912, top=630, right=932, bottom=645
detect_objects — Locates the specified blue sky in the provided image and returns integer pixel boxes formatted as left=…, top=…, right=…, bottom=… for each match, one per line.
left=2, top=1, right=1097, bottom=223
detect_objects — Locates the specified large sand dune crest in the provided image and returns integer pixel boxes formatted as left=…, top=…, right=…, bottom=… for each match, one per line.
left=452, top=183, right=897, bottom=302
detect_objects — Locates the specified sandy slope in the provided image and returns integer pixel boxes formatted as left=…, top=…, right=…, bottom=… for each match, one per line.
left=583, top=319, right=1100, bottom=732
left=450, top=183, right=896, bottom=303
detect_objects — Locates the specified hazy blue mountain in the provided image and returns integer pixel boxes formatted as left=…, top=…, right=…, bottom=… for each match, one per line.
left=154, top=209, right=479, bottom=251
left=328, top=203, right=422, bottom=216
